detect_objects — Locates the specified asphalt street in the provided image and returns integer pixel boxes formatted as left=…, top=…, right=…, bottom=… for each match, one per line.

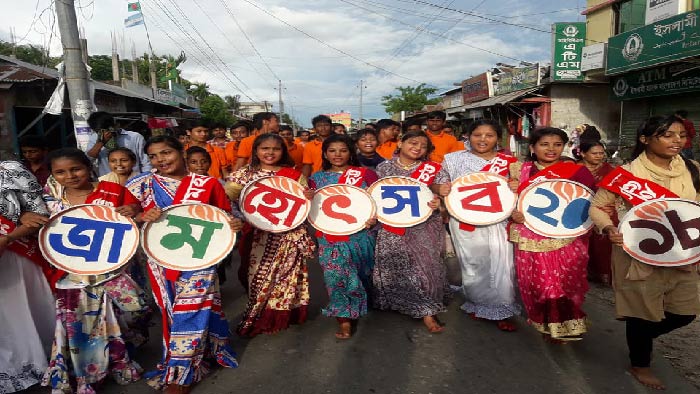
left=28, top=256, right=700, bottom=394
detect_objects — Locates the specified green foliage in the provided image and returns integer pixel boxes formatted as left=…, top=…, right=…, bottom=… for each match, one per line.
left=0, top=40, right=61, bottom=68
left=190, top=82, right=211, bottom=102
left=88, top=55, right=113, bottom=81
left=200, top=95, right=235, bottom=127
left=381, top=83, right=440, bottom=114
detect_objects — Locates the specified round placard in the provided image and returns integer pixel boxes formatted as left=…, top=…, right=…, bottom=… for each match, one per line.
left=367, top=176, right=434, bottom=228
left=239, top=175, right=311, bottom=233
left=517, top=179, right=594, bottom=239
left=142, top=203, right=236, bottom=271
left=309, top=184, right=376, bottom=236
left=619, top=198, right=700, bottom=267
left=445, top=172, right=516, bottom=226
left=39, top=204, right=139, bottom=275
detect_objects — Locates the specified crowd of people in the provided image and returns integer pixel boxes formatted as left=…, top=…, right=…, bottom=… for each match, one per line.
left=1, top=109, right=698, bottom=393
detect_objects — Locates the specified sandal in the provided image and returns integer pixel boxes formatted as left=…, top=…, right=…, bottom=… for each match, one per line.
left=335, top=321, right=352, bottom=340
left=497, top=320, right=517, bottom=332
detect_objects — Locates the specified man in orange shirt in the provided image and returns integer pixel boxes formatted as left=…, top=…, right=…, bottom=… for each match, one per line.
left=234, top=112, right=280, bottom=170
left=185, top=121, right=229, bottom=179
left=375, top=119, right=400, bottom=159
left=224, top=120, right=251, bottom=166
left=279, top=125, right=304, bottom=172
left=425, top=110, right=464, bottom=163
left=302, top=114, right=332, bottom=176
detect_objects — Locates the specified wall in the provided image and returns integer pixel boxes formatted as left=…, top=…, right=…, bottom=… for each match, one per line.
left=549, top=83, right=620, bottom=143
left=585, top=0, right=616, bottom=44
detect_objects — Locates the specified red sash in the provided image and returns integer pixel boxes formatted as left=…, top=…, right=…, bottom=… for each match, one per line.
left=0, top=216, right=62, bottom=290
left=338, top=167, right=367, bottom=186
left=276, top=166, right=303, bottom=181
left=383, top=161, right=442, bottom=236
left=597, top=166, right=678, bottom=206
left=481, top=153, right=517, bottom=177
left=87, top=181, right=140, bottom=207
left=517, top=161, right=581, bottom=193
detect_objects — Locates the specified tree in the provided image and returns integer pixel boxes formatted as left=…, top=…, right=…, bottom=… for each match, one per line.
left=0, top=40, right=61, bottom=68
left=190, top=82, right=211, bottom=102
left=200, top=94, right=235, bottom=126
left=381, top=83, right=440, bottom=115
left=88, top=55, right=113, bottom=81
left=223, top=95, right=241, bottom=112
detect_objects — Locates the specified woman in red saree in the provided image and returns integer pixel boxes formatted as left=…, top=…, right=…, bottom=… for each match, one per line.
left=509, top=127, right=595, bottom=343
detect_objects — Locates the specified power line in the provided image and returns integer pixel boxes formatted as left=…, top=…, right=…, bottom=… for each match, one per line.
left=240, top=0, right=423, bottom=84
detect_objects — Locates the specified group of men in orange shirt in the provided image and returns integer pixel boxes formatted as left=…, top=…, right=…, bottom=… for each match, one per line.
left=178, top=109, right=464, bottom=181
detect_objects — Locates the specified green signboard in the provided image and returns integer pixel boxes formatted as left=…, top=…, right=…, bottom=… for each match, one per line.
left=496, top=65, right=540, bottom=95
left=610, top=62, right=700, bottom=100
left=607, top=10, right=700, bottom=75
left=552, top=22, right=586, bottom=81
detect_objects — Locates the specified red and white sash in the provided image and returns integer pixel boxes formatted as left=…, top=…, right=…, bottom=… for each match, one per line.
left=517, top=161, right=581, bottom=193
left=338, top=167, right=367, bottom=186
left=481, top=153, right=517, bottom=177
left=173, top=173, right=216, bottom=205
left=598, top=166, right=677, bottom=206
left=410, top=161, right=442, bottom=186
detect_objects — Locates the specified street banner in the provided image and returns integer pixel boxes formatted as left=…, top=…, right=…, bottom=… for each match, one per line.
left=240, top=176, right=310, bottom=232
left=517, top=179, right=594, bottom=238
left=308, top=184, right=376, bottom=236
left=445, top=173, right=516, bottom=226
left=552, top=22, right=586, bottom=81
left=496, top=65, right=540, bottom=95
left=619, top=199, right=700, bottom=266
left=461, top=72, right=493, bottom=104
left=368, top=176, right=434, bottom=228
left=39, top=204, right=139, bottom=275
left=141, top=203, right=236, bottom=271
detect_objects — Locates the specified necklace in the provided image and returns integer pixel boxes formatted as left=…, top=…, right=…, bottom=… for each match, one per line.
left=396, top=157, right=419, bottom=170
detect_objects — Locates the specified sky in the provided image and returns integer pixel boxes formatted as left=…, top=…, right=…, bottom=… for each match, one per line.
left=0, top=0, right=584, bottom=127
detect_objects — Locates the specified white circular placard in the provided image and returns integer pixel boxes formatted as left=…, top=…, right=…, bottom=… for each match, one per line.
left=239, top=175, right=310, bottom=233
left=367, top=176, right=434, bottom=228
left=39, top=204, right=139, bottom=275
left=445, top=172, right=516, bottom=226
left=619, top=198, right=700, bottom=267
left=142, top=203, right=236, bottom=270
left=517, top=179, right=594, bottom=238
left=309, top=184, right=376, bottom=236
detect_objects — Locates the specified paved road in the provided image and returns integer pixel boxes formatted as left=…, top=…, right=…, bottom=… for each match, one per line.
left=29, top=257, right=699, bottom=394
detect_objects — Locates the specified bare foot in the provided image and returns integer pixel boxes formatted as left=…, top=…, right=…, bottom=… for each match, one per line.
left=335, top=321, right=352, bottom=339
left=497, top=319, right=517, bottom=332
left=423, top=316, right=444, bottom=333
left=629, top=367, right=666, bottom=390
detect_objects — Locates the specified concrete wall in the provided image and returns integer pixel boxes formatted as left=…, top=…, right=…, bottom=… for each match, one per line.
left=585, top=0, right=616, bottom=44
left=549, top=84, right=620, bottom=143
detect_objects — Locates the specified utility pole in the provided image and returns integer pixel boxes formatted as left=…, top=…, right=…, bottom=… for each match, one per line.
left=131, top=42, right=139, bottom=83
left=278, top=79, right=284, bottom=122
left=358, top=80, right=364, bottom=129
left=55, top=0, right=93, bottom=150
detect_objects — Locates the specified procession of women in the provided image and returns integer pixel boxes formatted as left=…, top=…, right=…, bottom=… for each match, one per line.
left=1, top=109, right=699, bottom=393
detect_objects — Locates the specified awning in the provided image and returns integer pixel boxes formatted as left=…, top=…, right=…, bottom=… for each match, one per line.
left=461, top=87, right=541, bottom=110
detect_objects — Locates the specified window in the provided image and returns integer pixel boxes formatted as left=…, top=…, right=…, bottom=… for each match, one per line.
left=614, top=0, right=647, bottom=34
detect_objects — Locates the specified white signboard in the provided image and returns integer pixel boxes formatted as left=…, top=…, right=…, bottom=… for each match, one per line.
left=581, top=43, right=607, bottom=72
left=645, top=0, right=683, bottom=24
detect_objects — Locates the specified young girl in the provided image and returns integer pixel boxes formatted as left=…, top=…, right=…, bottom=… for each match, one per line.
left=355, top=128, right=385, bottom=170
left=186, top=146, right=212, bottom=177
left=225, top=133, right=316, bottom=337
left=98, top=147, right=138, bottom=185
left=126, top=136, right=240, bottom=393
left=590, top=115, right=700, bottom=390
left=577, top=141, right=616, bottom=285
left=308, top=134, right=378, bottom=339
left=508, top=127, right=595, bottom=343
left=40, top=148, right=150, bottom=394
left=372, top=131, right=448, bottom=333
left=0, top=161, right=55, bottom=393
left=435, top=119, right=520, bottom=331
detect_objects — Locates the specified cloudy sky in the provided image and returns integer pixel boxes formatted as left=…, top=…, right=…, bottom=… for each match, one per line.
left=0, top=0, right=584, bottom=127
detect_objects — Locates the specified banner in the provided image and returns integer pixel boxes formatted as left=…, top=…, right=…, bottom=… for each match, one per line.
left=552, top=22, right=586, bottom=82
left=496, top=65, right=540, bottom=95
left=610, top=62, right=700, bottom=100
left=461, top=72, right=492, bottom=104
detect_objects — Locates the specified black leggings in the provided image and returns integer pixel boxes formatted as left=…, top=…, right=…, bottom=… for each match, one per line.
left=626, top=312, right=696, bottom=367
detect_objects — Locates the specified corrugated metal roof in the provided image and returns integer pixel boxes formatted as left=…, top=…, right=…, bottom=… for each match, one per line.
left=0, top=64, right=55, bottom=83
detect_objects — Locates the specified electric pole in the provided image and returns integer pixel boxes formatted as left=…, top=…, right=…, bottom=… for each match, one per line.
left=278, top=79, right=284, bottom=123
left=55, top=0, right=93, bottom=149
left=358, top=80, right=364, bottom=129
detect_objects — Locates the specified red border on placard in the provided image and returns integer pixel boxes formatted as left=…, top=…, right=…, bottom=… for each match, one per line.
left=444, top=172, right=516, bottom=226
left=38, top=204, right=140, bottom=275
left=367, top=176, right=433, bottom=228
left=238, top=176, right=311, bottom=233
left=308, top=184, right=376, bottom=236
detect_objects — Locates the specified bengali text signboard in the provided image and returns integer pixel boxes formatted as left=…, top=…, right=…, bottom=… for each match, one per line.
left=496, top=65, right=540, bottom=95
left=610, top=62, right=700, bottom=100
left=552, top=22, right=586, bottom=81
left=461, top=72, right=493, bottom=104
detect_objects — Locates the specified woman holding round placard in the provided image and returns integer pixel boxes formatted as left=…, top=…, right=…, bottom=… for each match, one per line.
left=372, top=131, right=449, bottom=333
left=590, top=115, right=700, bottom=390
left=127, top=136, right=241, bottom=393
left=577, top=141, right=617, bottom=285
left=40, top=148, right=150, bottom=394
left=508, top=127, right=595, bottom=343
left=435, top=119, right=521, bottom=332
left=0, top=161, right=55, bottom=393
left=308, top=134, right=378, bottom=339
left=225, top=133, right=316, bottom=337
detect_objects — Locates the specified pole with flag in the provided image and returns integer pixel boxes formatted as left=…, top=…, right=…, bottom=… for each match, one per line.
left=124, top=1, right=158, bottom=89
